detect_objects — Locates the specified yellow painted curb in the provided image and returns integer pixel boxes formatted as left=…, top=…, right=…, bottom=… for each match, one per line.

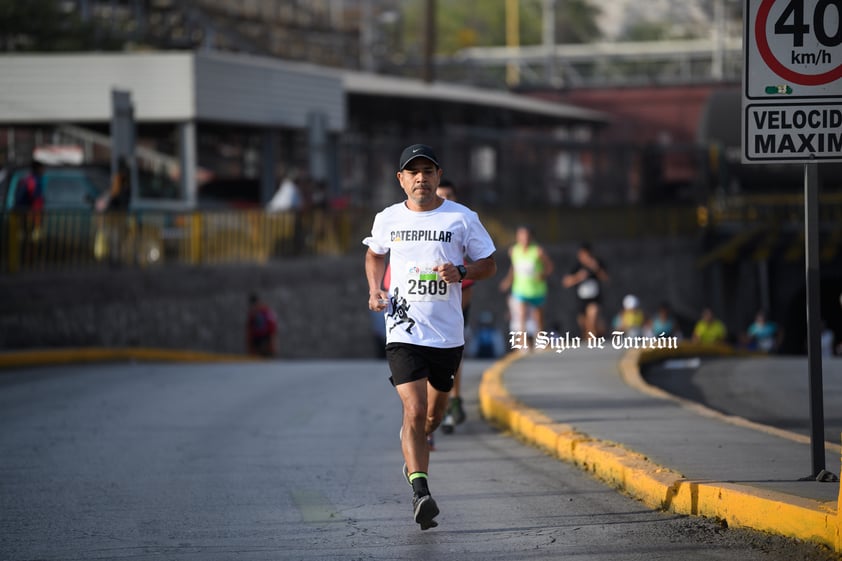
left=479, top=350, right=842, bottom=552
left=0, top=347, right=257, bottom=369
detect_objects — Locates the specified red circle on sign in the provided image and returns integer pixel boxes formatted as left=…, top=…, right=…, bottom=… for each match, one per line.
left=756, top=0, right=842, bottom=86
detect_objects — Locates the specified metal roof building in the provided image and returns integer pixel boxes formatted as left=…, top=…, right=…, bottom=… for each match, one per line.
left=0, top=51, right=609, bottom=207
left=342, top=71, right=608, bottom=126
left=0, top=51, right=346, bottom=128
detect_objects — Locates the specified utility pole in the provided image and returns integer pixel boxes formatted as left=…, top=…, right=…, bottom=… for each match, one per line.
left=361, top=0, right=375, bottom=72
left=506, top=0, right=520, bottom=87
left=543, top=0, right=557, bottom=86
left=422, top=0, right=436, bottom=83
left=712, top=0, right=726, bottom=80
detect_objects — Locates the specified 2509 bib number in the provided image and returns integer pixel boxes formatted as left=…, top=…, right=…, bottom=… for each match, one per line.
left=407, top=278, right=448, bottom=297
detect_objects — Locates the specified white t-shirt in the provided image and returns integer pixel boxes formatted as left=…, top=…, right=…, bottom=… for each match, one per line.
left=363, top=199, right=496, bottom=348
left=266, top=179, right=301, bottom=212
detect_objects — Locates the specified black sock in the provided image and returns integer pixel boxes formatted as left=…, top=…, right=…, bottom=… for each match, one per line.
left=410, top=473, right=430, bottom=496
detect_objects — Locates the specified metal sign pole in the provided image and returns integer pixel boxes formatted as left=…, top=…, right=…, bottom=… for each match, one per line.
left=803, top=161, right=825, bottom=477
left=111, top=89, right=137, bottom=206
left=743, top=0, right=840, bottom=481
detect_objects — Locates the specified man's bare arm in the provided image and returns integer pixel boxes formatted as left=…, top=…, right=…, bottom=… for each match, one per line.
left=365, top=248, right=388, bottom=311
left=465, top=255, right=496, bottom=281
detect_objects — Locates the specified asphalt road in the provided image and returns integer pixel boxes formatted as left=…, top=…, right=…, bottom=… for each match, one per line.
left=0, top=359, right=838, bottom=561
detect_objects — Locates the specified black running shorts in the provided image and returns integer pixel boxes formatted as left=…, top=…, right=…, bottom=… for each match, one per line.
left=385, top=342, right=464, bottom=393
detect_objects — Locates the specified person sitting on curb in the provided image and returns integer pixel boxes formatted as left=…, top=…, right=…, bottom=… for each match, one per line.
left=692, top=307, right=727, bottom=345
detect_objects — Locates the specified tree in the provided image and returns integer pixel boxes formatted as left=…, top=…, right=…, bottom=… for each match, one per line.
left=400, top=0, right=601, bottom=57
left=621, top=21, right=673, bottom=42
left=555, top=0, right=602, bottom=44
left=0, top=0, right=112, bottom=52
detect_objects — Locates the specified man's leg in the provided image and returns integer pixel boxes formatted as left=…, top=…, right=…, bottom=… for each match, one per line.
left=452, top=290, right=471, bottom=408
left=532, top=305, right=544, bottom=335
left=425, top=381, right=450, bottom=436
left=515, top=299, right=528, bottom=333
left=396, top=379, right=430, bottom=474
left=583, top=302, right=600, bottom=335
left=396, top=378, right=442, bottom=530
left=443, top=362, right=466, bottom=431
left=451, top=362, right=463, bottom=414
left=444, top=295, right=471, bottom=432
left=509, top=297, right=529, bottom=351
left=451, top=364, right=462, bottom=400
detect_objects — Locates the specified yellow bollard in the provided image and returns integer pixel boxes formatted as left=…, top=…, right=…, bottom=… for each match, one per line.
left=837, top=434, right=841, bottom=553
left=189, top=212, right=202, bottom=265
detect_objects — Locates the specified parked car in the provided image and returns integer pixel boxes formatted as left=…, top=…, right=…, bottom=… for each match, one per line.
left=0, top=163, right=178, bottom=268
left=2, top=164, right=109, bottom=211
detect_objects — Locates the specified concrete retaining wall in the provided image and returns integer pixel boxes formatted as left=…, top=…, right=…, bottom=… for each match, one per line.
left=0, top=238, right=705, bottom=358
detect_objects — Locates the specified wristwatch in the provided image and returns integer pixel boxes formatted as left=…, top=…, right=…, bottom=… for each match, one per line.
left=456, top=264, right=468, bottom=282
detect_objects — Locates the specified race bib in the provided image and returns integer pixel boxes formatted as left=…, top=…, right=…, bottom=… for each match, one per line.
left=577, top=278, right=599, bottom=300
left=404, top=264, right=450, bottom=302
left=514, top=261, right=537, bottom=278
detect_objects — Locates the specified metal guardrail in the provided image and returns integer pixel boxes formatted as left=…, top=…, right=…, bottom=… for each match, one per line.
left=1, top=206, right=703, bottom=274
left=0, top=206, right=699, bottom=273
left=1, top=209, right=371, bottom=273
left=701, top=193, right=842, bottom=229
left=480, top=206, right=699, bottom=248
left=0, top=207, right=728, bottom=273
left=694, top=194, right=842, bottom=266
left=0, top=200, right=842, bottom=274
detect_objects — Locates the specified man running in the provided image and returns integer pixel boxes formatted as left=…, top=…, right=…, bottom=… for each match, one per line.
left=436, top=179, right=473, bottom=435
left=378, top=179, right=472, bottom=442
left=499, top=225, right=554, bottom=341
left=364, top=144, right=496, bottom=530
left=562, top=242, right=609, bottom=337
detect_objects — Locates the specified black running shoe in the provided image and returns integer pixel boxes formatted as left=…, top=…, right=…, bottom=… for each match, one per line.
left=412, top=493, right=439, bottom=530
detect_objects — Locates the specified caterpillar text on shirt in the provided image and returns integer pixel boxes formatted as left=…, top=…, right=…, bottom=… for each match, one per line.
left=363, top=199, right=496, bottom=348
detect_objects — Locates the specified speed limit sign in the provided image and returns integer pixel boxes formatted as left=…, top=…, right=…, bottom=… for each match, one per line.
left=743, top=0, right=842, bottom=162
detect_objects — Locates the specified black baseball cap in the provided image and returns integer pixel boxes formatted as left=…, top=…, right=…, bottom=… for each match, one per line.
left=398, top=144, right=440, bottom=171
